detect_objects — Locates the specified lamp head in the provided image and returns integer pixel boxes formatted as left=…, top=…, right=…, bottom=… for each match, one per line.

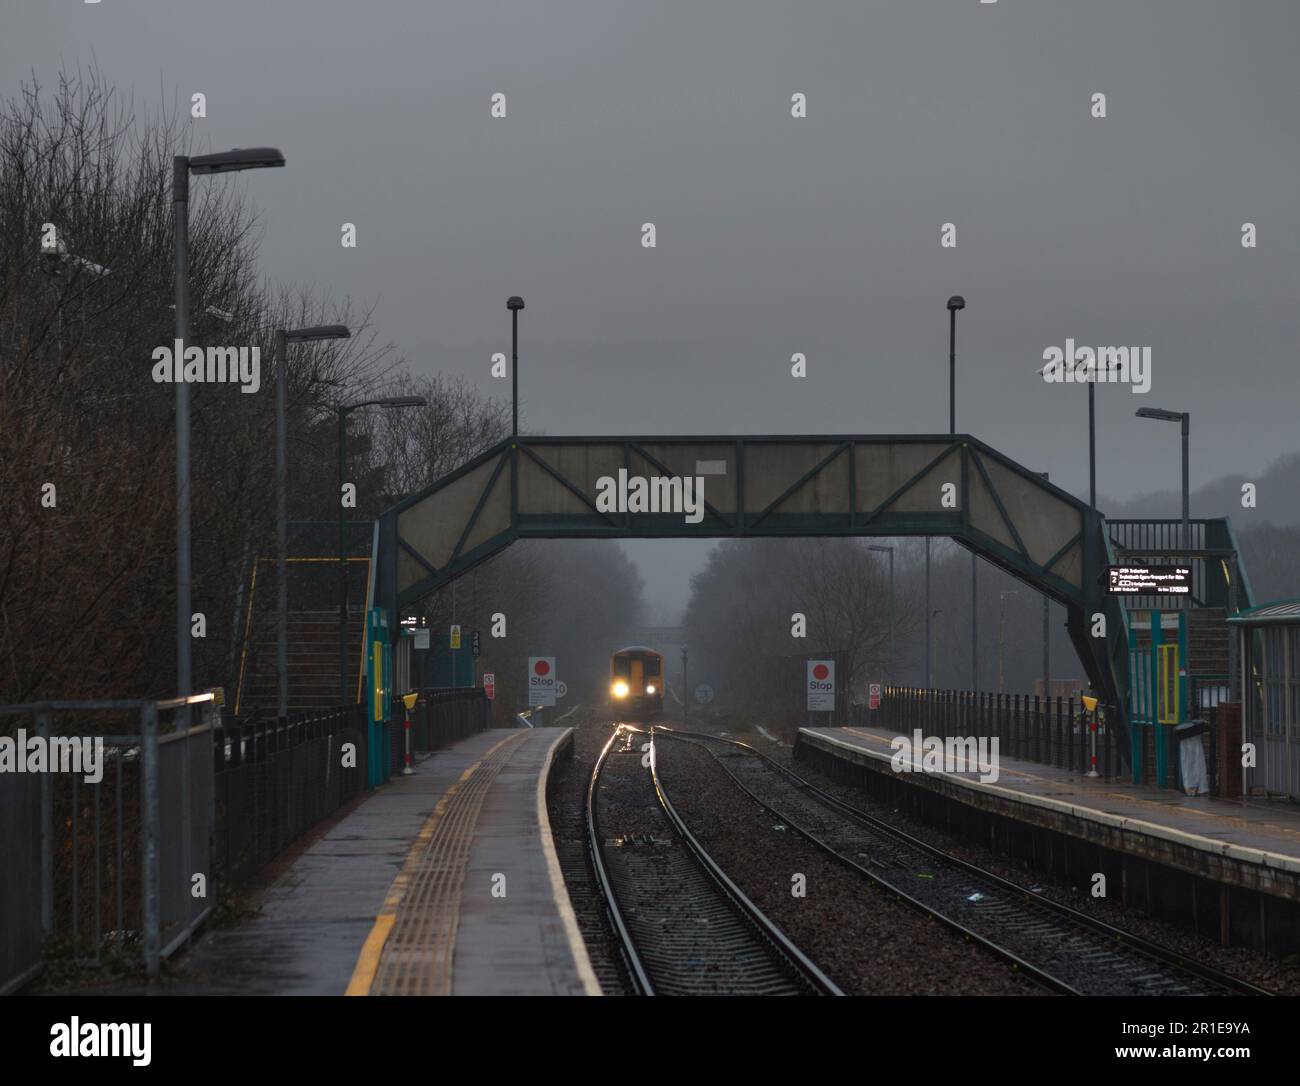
left=1136, top=407, right=1185, bottom=423
left=189, top=147, right=286, bottom=174
left=286, top=324, right=351, bottom=342
left=507, top=296, right=525, bottom=311
left=946, top=295, right=966, bottom=311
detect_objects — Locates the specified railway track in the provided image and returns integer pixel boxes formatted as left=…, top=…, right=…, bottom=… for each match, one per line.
left=657, top=728, right=1272, bottom=997
left=547, top=729, right=632, bottom=996
left=586, top=725, right=842, bottom=996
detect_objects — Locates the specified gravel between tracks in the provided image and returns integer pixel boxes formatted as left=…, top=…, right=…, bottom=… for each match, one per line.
left=652, top=733, right=1044, bottom=995
left=723, top=722, right=1300, bottom=996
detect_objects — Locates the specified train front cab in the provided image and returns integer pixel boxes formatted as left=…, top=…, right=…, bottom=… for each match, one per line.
left=610, top=646, right=663, bottom=720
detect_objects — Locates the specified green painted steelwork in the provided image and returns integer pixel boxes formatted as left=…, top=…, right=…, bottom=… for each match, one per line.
left=1126, top=609, right=1190, bottom=786
left=365, top=608, right=391, bottom=788
left=373, top=433, right=1133, bottom=757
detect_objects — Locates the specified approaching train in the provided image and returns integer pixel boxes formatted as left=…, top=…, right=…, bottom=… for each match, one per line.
left=609, top=645, right=664, bottom=720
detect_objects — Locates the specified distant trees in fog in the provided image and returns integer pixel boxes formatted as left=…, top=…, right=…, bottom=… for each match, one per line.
left=682, top=538, right=911, bottom=718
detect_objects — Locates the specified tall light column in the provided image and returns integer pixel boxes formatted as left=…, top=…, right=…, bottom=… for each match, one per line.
left=946, top=296, right=975, bottom=690
left=508, top=296, right=524, bottom=437
left=1136, top=407, right=1191, bottom=611
left=174, top=147, right=284, bottom=712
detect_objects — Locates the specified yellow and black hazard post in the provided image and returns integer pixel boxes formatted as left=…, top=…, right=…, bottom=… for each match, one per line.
left=1082, top=694, right=1100, bottom=778
left=401, top=691, right=419, bottom=776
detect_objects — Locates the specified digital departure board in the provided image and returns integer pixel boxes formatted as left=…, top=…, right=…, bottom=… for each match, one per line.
left=1106, top=565, right=1192, bottom=595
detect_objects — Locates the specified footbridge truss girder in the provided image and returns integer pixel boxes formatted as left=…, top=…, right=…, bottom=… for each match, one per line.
left=375, top=434, right=1124, bottom=745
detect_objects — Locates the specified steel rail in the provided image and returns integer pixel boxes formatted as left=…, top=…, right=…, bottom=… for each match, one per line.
left=660, top=727, right=1272, bottom=997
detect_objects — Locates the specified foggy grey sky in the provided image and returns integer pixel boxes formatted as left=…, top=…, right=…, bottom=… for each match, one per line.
left=8, top=2, right=1299, bottom=622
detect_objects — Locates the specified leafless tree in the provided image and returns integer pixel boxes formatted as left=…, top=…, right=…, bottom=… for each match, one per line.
left=0, top=69, right=417, bottom=702
left=683, top=538, right=917, bottom=721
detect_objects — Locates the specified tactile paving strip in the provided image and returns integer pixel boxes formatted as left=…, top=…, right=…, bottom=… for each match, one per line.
left=370, top=730, right=531, bottom=996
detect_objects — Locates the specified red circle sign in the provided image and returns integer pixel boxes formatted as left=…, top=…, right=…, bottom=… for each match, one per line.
left=534, top=660, right=550, bottom=676
left=813, top=664, right=829, bottom=680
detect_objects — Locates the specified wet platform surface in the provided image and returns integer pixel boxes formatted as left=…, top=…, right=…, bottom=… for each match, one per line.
left=146, top=727, right=598, bottom=996
left=800, top=725, right=1300, bottom=871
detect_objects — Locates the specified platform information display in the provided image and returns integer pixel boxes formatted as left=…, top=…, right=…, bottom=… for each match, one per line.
left=1106, top=565, right=1192, bottom=595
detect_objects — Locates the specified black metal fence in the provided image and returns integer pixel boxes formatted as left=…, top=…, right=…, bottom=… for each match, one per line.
left=390, top=687, right=491, bottom=777
left=860, top=686, right=1123, bottom=780
left=212, top=705, right=368, bottom=892
left=860, top=687, right=1232, bottom=793
left=4, top=688, right=488, bottom=993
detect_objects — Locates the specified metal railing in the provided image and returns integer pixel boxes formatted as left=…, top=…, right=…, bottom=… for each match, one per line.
left=862, top=687, right=1233, bottom=794
left=861, top=687, right=1122, bottom=780
left=398, top=688, right=491, bottom=776
left=211, top=704, right=368, bottom=891
left=0, top=693, right=216, bottom=993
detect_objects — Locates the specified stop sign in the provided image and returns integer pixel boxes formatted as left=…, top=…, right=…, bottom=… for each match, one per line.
left=528, top=657, right=556, bottom=707
left=807, top=659, right=835, bottom=712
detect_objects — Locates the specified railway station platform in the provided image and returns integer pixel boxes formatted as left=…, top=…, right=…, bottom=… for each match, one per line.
left=174, top=727, right=600, bottom=996
left=796, top=725, right=1300, bottom=955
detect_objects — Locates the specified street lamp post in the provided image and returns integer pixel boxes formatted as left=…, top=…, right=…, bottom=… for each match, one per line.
left=174, top=148, right=283, bottom=714
left=946, top=296, right=977, bottom=691
left=1086, top=358, right=1123, bottom=507
left=1037, top=471, right=1051, bottom=698
left=336, top=396, right=428, bottom=705
left=681, top=646, right=689, bottom=729
left=1037, top=354, right=1123, bottom=508
left=1136, top=407, right=1191, bottom=609
left=946, top=295, right=964, bottom=435
left=275, top=324, right=351, bottom=720
left=508, top=296, right=524, bottom=438
left=868, top=544, right=895, bottom=685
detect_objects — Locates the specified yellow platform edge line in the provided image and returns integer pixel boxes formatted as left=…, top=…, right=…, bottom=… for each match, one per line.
left=345, top=732, right=521, bottom=996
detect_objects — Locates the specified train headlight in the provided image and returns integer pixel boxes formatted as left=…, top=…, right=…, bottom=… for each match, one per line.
left=612, top=681, right=629, bottom=699
left=645, top=684, right=656, bottom=694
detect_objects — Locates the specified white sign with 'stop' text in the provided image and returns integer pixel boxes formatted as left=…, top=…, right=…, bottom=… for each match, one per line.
left=528, top=657, right=556, bottom=707
left=807, top=660, right=835, bottom=712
